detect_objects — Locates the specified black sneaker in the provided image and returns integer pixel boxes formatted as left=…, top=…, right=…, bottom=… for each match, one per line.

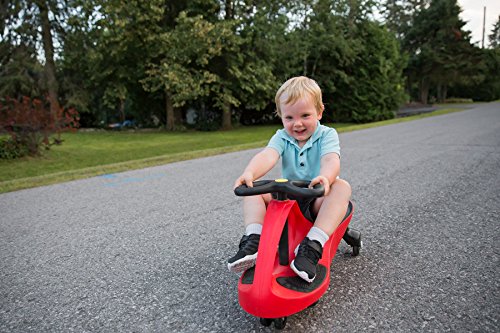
left=227, top=234, right=260, bottom=273
left=290, top=238, right=323, bottom=283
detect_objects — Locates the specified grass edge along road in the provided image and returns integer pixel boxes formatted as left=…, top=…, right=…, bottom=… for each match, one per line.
left=0, top=108, right=462, bottom=193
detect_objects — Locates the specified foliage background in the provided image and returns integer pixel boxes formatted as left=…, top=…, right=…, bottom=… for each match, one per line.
left=1, top=0, right=499, bottom=131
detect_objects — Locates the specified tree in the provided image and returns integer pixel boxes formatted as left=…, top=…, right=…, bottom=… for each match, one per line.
left=382, top=0, right=430, bottom=41
left=279, top=0, right=405, bottom=123
left=210, top=0, right=282, bottom=129
left=1, top=0, right=75, bottom=143
left=0, top=42, right=43, bottom=98
left=449, top=18, right=500, bottom=102
left=404, top=0, right=479, bottom=103
left=36, top=0, right=61, bottom=117
left=489, top=15, right=500, bottom=48
left=142, top=12, right=233, bottom=130
left=332, top=19, right=406, bottom=122
left=91, top=0, right=165, bottom=124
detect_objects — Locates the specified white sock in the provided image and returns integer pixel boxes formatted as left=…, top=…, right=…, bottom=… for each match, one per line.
left=306, top=227, right=329, bottom=247
left=245, top=223, right=263, bottom=236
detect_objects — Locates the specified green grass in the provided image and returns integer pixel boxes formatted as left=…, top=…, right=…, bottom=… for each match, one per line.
left=0, top=107, right=463, bottom=193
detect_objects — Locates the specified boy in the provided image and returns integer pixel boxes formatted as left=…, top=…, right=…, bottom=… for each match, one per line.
left=228, top=76, right=351, bottom=283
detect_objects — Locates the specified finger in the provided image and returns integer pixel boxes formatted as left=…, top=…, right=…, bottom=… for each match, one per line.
left=323, top=179, right=330, bottom=195
left=309, top=177, right=320, bottom=188
left=233, top=177, right=244, bottom=190
left=323, top=185, right=330, bottom=196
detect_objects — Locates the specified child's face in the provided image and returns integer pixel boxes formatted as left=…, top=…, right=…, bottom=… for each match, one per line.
left=280, top=95, right=323, bottom=147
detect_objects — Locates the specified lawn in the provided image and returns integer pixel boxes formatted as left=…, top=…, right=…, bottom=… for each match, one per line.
left=0, top=108, right=462, bottom=193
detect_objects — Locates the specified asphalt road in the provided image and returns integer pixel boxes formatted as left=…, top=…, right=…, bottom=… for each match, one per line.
left=1, top=102, right=499, bottom=332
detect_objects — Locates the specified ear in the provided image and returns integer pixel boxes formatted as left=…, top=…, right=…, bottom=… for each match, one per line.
left=317, top=104, right=324, bottom=120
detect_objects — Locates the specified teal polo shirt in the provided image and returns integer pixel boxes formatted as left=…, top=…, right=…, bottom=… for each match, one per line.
left=267, top=122, right=341, bottom=181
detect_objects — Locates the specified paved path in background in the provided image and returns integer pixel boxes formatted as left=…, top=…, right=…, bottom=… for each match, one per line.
left=1, top=102, right=499, bottom=332
left=396, top=102, right=487, bottom=117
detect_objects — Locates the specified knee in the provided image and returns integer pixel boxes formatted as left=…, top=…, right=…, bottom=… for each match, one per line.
left=243, top=193, right=272, bottom=205
left=331, top=178, right=351, bottom=198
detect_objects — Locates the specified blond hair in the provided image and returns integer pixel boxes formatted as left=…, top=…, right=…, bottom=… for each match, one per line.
left=275, top=76, right=323, bottom=117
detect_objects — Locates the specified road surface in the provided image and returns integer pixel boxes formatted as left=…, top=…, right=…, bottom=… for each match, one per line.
left=1, top=102, right=499, bottom=332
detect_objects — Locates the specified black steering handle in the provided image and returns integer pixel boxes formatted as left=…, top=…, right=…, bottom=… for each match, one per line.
left=234, top=179, right=324, bottom=199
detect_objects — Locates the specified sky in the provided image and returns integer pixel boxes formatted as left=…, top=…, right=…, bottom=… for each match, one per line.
left=458, top=0, right=500, bottom=47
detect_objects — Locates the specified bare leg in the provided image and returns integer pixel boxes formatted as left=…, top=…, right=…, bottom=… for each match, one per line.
left=312, top=179, right=352, bottom=236
left=290, top=179, right=351, bottom=281
left=228, top=193, right=273, bottom=273
left=243, top=193, right=272, bottom=227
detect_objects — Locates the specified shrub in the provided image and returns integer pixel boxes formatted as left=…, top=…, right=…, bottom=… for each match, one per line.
left=0, top=137, right=28, bottom=159
left=0, top=96, right=80, bottom=158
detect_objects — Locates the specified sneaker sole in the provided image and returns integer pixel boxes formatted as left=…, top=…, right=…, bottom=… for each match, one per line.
left=290, top=260, right=315, bottom=283
left=228, top=253, right=257, bottom=273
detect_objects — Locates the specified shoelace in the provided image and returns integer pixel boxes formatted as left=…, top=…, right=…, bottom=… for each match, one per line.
left=297, top=241, right=321, bottom=263
left=239, top=234, right=260, bottom=253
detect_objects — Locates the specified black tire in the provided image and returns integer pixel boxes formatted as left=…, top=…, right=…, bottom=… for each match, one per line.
left=274, top=317, right=287, bottom=330
left=259, top=318, right=273, bottom=327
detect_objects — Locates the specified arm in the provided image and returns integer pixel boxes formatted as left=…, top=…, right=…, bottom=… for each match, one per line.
left=233, top=147, right=280, bottom=189
left=309, top=153, right=340, bottom=195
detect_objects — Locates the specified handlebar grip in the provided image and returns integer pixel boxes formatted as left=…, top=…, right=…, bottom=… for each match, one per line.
left=234, top=179, right=325, bottom=199
left=234, top=180, right=274, bottom=196
left=288, top=180, right=324, bottom=198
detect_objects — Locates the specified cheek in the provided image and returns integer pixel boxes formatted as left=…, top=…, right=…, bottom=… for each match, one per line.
left=306, top=118, right=317, bottom=127
left=283, top=122, right=295, bottom=133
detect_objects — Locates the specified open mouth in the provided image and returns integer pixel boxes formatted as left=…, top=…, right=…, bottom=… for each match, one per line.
left=294, top=129, right=306, bottom=135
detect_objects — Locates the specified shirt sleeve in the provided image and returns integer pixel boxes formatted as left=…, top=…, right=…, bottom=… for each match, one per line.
left=321, top=128, right=341, bottom=158
left=267, top=130, right=285, bottom=156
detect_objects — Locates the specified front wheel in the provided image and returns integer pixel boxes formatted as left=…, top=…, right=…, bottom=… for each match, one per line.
left=352, top=245, right=360, bottom=256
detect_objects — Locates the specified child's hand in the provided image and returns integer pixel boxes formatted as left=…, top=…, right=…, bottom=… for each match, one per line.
left=309, top=176, right=330, bottom=196
left=233, top=172, right=255, bottom=189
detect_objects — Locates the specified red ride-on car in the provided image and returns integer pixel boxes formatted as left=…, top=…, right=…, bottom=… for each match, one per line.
left=234, top=179, right=362, bottom=329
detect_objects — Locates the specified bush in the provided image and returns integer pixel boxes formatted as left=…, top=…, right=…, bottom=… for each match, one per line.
left=0, top=96, right=80, bottom=158
left=194, top=107, right=221, bottom=131
left=0, top=137, right=28, bottom=159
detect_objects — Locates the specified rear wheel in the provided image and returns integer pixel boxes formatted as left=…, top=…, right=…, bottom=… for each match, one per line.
left=274, top=317, right=287, bottom=329
left=259, top=318, right=272, bottom=327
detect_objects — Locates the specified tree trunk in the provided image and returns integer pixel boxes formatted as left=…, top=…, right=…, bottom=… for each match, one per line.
left=222, top=102, right=232, bottom=130
left=406, top=74, right=412, bottom=102
left=221, top=0, right=233, bottom=131
left=119, top=98, right=125, bottom=123
left=174, top=107, right=182, bottom=126
left=37, top=1, right=60, bottom=116
left=419, top=77, right=430, bottom=104
left=436, top=83, right=442, bottom=103
left=225, top=0, right=233, bottom=19
left=165, top=91, right=175, bottom=131
left=442, top=85, right=448, bottom=101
